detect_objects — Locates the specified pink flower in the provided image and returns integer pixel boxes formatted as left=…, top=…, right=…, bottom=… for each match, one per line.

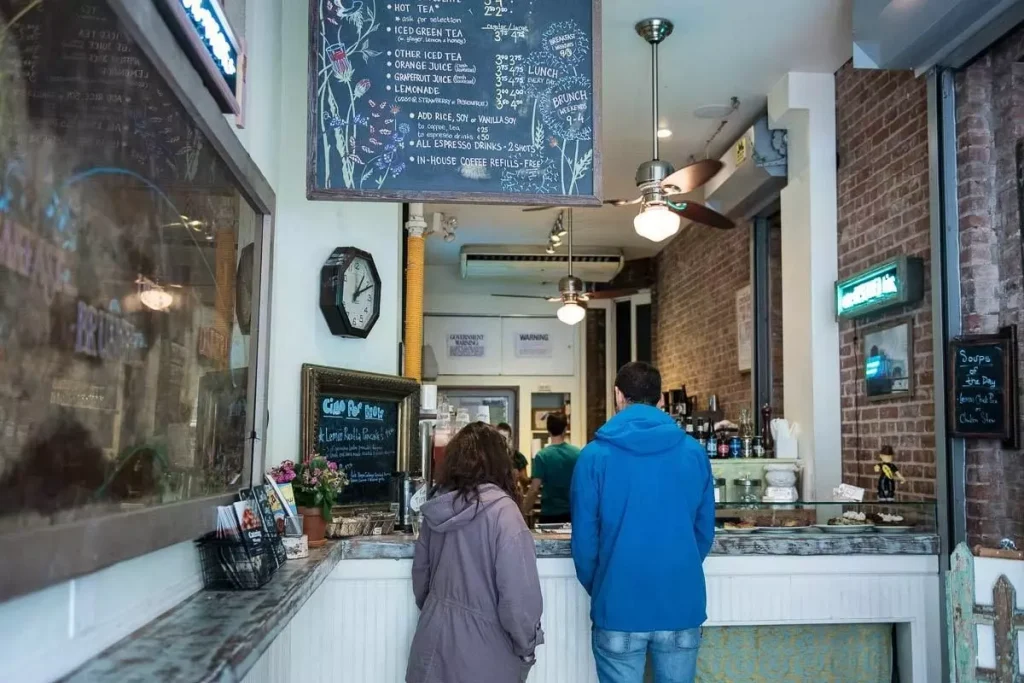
left=330, top=47, right=353, bottom=83
left=311, top=477, right=320, bottom=486
left=354, top=79, right=371, bottom=98
left=328, top=462, right=338, bottom=471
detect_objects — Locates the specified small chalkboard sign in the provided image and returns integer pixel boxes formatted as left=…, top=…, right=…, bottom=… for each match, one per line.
left=317, top=394, right=398, bottom=504
left=305, top=0, right=601, bottom=205
left=301, top=365, right=419, bottom=507
left=948, top=327, right=1019, bottom=447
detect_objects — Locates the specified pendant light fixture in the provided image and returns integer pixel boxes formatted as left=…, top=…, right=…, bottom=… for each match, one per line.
left=556, top=208, right=586, bottom=326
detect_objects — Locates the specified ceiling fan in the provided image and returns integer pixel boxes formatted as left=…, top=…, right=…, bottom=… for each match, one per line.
left=491, top=208, right=640, bottom=325
left=605, top=18, right=735, bottom=241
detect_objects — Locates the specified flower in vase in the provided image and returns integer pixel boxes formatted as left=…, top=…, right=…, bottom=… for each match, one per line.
left=354, top=79, right=371, bottom=98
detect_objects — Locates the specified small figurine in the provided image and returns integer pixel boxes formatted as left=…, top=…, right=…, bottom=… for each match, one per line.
left=874, top=445, right=906, bottom=502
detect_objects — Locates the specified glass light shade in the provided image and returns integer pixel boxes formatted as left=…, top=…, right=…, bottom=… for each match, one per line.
left=556, top=301, right=586, bottom=325
left=633, top=205, right=680, bottom=242
left=139, top=287, right=174, bottom=311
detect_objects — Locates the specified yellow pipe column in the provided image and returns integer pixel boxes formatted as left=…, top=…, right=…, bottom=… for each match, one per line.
left=403, top=204, right=427, bottom=381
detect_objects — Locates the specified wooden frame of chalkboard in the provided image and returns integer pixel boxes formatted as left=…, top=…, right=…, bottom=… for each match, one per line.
left=304, top=0, right=602, bottom=206
left=301, top=364, right=419, bottom=506
left=948, top=327, right=1019, bottom=447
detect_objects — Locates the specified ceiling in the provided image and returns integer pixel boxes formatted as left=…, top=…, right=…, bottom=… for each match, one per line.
left=425, top=0, right=852, bottom=266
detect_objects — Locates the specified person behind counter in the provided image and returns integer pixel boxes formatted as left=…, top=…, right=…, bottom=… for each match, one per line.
left=570, top=362, right=715, bottom=683
left=522, top=412, right=579, bottom=525
left=495, top=422, right=530, bottom=494
left=406, top=422, right=544, bottom=683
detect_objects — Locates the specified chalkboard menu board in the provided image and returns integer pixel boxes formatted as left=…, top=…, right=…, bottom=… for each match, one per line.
left=317, top=394, right=399, bottom=504
left=948, top=327, right=1019, bottom=446
left=301, top=364, right=419, bottom=508
left=306, top=0, right=601, bottom=205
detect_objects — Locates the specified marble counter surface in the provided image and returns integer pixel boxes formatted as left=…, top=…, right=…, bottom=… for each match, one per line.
left=59, top=530, right=938, bottom=682
left=60, top=542, right=348, bottom=683
left=342, top=530, right=939, bottom=560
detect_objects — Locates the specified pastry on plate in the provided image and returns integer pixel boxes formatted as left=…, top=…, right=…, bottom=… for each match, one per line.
left=828, top=510, right=868, bottom=525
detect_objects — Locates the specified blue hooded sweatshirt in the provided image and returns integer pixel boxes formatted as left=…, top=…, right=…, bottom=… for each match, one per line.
left=570, top=403, right=715, bottom=632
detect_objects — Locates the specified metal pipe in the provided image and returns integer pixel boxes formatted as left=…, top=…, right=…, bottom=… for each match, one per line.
left=566, top=209, right=573, bottom=276
left=651, top=42, right=659, bottom=160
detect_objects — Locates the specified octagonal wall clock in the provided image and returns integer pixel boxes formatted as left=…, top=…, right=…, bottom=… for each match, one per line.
left=320, top=247, right=382, bottom=339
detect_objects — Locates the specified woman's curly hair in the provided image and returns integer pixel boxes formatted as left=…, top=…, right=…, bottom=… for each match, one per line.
left=436, top=422, right=522, bottom=506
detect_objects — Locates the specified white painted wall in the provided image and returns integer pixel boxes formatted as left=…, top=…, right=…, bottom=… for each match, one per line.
left=0, top=1, right=403, bottom=679
left=263, top=0, right=402, bottom=468
left=767, top=72, right=842, bottom=500
left=424, top=265, right=586, bottom=453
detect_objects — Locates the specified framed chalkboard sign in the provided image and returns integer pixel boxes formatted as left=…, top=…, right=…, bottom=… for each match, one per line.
left=301, top=365, right=419, bottom=505
left=948, top=327, right=1019, bottom=447
left=306, top=0, right=602, bottom=205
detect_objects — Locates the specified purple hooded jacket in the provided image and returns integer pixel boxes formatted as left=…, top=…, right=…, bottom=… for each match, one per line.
left=406, top=484, right=544, bottom=683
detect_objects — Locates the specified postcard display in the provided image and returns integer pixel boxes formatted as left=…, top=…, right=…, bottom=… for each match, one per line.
left=307, top=0, right=601, bottom=204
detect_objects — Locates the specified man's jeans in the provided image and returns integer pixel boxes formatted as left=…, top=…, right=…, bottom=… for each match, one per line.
left=592, top=628, right=701, bottom=683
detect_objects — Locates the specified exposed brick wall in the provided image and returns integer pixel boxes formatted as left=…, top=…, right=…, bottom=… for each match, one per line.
left=955, top=25, right=1024, bottom=548
left=835, top=62, right=936, bottom=500
left=584, top=308, right=607, bottom=442
left=653, top=222, right=752, bottom=421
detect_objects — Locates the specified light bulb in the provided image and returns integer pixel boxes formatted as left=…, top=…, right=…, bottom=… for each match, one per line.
left=556, top=301, right=586, bottom=326
left=633, top=205, right=680, bottom=242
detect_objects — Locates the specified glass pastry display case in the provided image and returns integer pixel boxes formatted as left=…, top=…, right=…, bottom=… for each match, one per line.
left=715, top=500, right=937, bottom=535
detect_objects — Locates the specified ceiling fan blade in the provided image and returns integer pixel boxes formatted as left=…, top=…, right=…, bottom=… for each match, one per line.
left=585, top=288, right=641, bottom=300
left=669, top=201, right=735, bottom=230
left=604, top=197, right=642, bottom=207
left=522, top=206, right=558, bottom=212
left=661, top=159, right=725, bottom=195
left=491, top=294, right=556, bottom=301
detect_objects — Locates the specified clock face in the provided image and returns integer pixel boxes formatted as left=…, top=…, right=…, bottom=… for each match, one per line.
left=342, top=256, right=377, bottom=332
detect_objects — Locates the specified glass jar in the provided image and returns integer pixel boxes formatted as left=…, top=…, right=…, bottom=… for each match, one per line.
left=713, top=478, right=726, bottom=503
left=733, top=478, right=763, bottom=506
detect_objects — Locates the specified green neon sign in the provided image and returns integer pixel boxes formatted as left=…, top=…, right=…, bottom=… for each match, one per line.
left=835, top=256, right=924, bottom=320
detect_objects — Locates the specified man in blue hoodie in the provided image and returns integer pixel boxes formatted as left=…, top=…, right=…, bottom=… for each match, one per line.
left=570, top=362, right=715, bottom=683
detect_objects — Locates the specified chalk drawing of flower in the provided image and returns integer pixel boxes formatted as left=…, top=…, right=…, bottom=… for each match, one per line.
left=328, top=44, right=353, bottom=83
left=316, top=0, right=413, bottom=190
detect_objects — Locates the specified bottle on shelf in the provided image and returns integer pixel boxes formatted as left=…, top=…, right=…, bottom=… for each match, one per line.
left=684, top=415, right=694, bottom=436
left=705, top=422, right=717, bottom=459
left=761, top=404, right=775, bottom=457
left=680, top=385, right=689, bottom=417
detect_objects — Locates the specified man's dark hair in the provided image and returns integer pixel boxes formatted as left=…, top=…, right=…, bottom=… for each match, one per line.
left=546, top=412, right=567, bottom=436
left=495, top=422, right=513, bottom=435
left=615, top=361, right=662, bottom=406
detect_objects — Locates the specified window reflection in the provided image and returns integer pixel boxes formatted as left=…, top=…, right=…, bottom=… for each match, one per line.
left=0, top=0, right=260, bottom=530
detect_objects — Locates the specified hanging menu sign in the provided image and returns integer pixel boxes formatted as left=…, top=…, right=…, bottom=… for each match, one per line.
left=306, top=0, right=601, bottom=205
left=317, top=394, right=399, bottom=504
left=948, top=327, right=1019, bottom=446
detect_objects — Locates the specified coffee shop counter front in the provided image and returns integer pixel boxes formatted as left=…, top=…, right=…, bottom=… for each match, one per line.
left=242, top=532, right=940, bottom=683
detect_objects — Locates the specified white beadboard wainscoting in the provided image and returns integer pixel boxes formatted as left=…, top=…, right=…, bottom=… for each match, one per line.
left=242, top=555, right=940, bottom=683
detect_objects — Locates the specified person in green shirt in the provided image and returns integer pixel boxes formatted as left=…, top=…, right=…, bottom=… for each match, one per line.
left=523, top=413, right=579, bottom=524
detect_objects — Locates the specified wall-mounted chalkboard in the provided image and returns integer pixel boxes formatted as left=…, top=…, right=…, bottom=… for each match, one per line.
left=301, top=364, right=419, bottom=507
left=317, top=394, right=398, bottom=503
left=305, top=0, right=601, bottom=205
left=948, top=327, right=1019, bottom=447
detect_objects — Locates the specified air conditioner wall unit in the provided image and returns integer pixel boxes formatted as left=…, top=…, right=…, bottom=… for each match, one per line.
left=703, top=114, right=788, bottom=221
left=459, top=245, right=625, bottom=283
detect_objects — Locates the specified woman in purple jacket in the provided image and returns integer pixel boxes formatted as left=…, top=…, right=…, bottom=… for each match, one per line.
left=406, top=422, right=545, bottom=683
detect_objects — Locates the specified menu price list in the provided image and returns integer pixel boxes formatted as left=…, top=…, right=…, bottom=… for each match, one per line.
left=317, top=395, right=399, bottom=504
left=309, top=0, right=597, bottom=201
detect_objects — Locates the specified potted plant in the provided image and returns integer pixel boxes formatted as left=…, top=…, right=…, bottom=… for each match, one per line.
left=269, top=457, right=346, bottom=547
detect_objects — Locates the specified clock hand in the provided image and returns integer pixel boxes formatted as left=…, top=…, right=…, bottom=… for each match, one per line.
left=354, top=284, right=373, bottom=299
